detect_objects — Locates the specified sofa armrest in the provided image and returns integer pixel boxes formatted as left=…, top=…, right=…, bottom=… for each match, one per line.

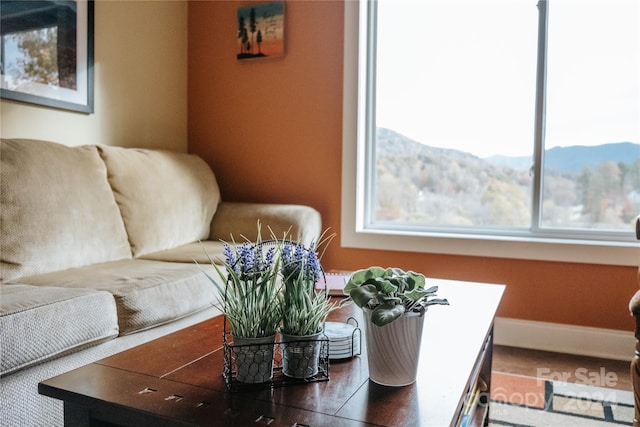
left=631, top=296, right=640, bottom=427
left=209, top=202, right=322, bottom=246
left=631, top=214, right=640, bottom=427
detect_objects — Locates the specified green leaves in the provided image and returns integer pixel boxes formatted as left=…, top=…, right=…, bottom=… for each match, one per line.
left=343, top=266, right=449, bottom=327
left=346, top=284, right=379, bottom=308
left=279, top=232, right=337, bottom=336
left=198, top=225, right=283, bottom=339
left=280, top=288, right=335, bottom=335
left=202, top=254, right=282, bottom=339
left=370, top=303, right=406, bottom=327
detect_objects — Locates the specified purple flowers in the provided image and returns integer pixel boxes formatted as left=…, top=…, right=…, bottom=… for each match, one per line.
left=224, top=242, right=277, bottom=281
left=281, top=241, right=321, bottom=286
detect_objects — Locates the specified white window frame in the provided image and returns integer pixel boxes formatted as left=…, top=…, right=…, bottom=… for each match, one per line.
left=341, top=0, right=639, bottom=267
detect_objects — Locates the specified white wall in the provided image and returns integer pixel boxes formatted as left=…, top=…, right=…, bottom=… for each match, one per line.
left=0, top=1, right=188, bottom=151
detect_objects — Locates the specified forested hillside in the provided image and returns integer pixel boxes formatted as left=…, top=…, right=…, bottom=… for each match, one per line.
left=374, top=128, right=640, bottom=230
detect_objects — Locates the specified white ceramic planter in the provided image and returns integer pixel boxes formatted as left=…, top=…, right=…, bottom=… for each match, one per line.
left=363, top=309, right=425, bottom=386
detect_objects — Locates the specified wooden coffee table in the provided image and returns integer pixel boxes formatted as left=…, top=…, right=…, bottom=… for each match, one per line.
left=39, top=278, right=504, bottom=426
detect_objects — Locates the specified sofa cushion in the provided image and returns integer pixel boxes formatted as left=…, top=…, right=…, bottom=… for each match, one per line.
left=0, top=139, right=132, bottom=282
left=98, top=146, right=220, bottom=257
left=0, top=284, right=119, bottom=375
left=16, top=259, right=218, bottom=335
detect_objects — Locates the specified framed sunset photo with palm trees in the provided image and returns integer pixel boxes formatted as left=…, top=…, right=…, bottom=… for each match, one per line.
left=237, top=2, right=285, bottom=60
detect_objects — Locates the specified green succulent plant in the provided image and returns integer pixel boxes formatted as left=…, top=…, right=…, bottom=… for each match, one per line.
left=343, top=266, right=449, bottom=327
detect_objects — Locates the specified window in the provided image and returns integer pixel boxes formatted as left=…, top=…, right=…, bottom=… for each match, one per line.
left=341, top=0, right=639, bottom=266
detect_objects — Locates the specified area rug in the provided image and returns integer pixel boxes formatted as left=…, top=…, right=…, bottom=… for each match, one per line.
left=488, top=372, right=634, bottom=426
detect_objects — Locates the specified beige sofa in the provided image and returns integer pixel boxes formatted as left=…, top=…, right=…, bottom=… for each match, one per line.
left=0, top=138, right=321, bottom=426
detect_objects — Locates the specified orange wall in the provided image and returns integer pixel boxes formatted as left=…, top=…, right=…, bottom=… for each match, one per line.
left=188, top=0, right=638, bottom=332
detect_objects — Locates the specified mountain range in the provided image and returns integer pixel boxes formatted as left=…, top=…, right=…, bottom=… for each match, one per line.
left=376, top=127, right=639, bottom=173
left=486, top=142, right=640, bottom=172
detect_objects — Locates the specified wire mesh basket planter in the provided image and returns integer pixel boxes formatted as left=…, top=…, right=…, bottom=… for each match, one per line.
left=222, top=328, right=331, bottom=392
left=218, top=240, right=361, bottom=391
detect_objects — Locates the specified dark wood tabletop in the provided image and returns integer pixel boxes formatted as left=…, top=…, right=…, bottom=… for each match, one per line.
left=39, top=278, right=505, bottom=427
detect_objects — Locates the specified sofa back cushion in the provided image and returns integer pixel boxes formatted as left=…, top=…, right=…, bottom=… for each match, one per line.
left=98, top=146, right=220, bottom=257
left=0, top=139, right=132, bottom=282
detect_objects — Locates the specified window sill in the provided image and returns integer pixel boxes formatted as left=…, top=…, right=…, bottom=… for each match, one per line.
left=340, top=225, right=639, bottom=267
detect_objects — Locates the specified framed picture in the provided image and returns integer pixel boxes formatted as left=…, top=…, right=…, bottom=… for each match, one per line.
left=0, top=0, right=94, bottom=113
left=237, top=2, right=284, bottom=60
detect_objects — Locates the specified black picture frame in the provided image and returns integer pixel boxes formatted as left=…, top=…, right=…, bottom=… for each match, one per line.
left=0, top=0, right=94, bottom=113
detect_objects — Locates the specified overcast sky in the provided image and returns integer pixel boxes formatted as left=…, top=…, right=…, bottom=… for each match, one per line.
left=375, top=0, right=640, bottom=158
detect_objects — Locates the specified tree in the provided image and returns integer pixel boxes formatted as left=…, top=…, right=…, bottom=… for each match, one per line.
left=257, top=30, right=263, bottom=54
left=238, top=16, right=246, bottom=54
left=241, top=28, right=249, bottom=55
left=585, top=161, right=621, bottom=224
left=576, top=166, right=591, bottom=212
left=249, top=8, right=257, bottom=55
left=7, top=28, right=59, bottom=87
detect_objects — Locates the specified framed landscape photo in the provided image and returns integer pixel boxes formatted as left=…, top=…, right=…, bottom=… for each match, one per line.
left=237, top=2, right=284, bottom=60
left=0, top=0, right=94, bottom=113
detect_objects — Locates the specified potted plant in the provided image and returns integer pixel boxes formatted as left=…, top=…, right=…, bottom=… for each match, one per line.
left=201, top=231, right=282, bottom=384
left=278, top=232, right=336, bottom=379
left=343, top=266, right=449, bottom=386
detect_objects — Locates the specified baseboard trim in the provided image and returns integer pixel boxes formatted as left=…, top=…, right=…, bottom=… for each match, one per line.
left=494, top=317, right=635, bottom=361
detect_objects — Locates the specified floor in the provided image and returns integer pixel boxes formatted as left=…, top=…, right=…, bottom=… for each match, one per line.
left=492, top=345, right=632, bottom=392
